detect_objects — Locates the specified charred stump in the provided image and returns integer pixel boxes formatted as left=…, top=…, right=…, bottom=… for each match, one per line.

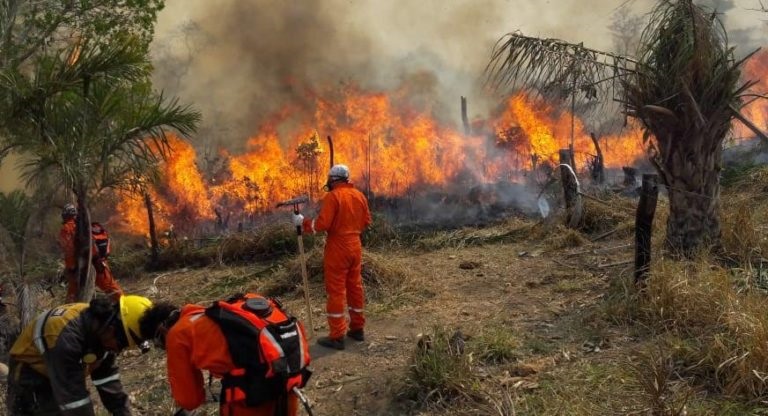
left=635, top=174, right=659, bottom=287
left=589, top=133, right=605, bottom=184
left=623, top=166, right=638, bottom=188
left=461, top=96, right=470, bottom=135
left=559, top=149, right=583, bottom=228
left=144, top=192, right=159, bottom=267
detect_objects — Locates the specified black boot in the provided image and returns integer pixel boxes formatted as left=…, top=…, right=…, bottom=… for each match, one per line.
left=347, top=329, right=365, bottom=342
left=317, top=336, right=345, bottom=350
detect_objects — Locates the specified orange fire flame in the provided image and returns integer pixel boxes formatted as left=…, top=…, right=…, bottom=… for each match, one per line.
left=735, top=49, right=768, bottom=140
left=116, top=83, right=652, bottom=235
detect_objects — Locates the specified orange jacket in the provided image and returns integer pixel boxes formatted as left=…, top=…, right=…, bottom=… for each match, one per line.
left=303, top=183, right=371, bottom=240
left=166, top=305, right=235, bottom=410
left=59, top=219, right=76, bottom=269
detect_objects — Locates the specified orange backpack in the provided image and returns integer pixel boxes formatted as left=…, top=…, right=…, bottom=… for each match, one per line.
left=90, top=222, right=110, bottom=259
left=205, top=293, right=312, bottom=406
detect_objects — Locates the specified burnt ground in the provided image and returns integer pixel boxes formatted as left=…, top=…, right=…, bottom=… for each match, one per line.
left=97, top=222, right=656, bottom=416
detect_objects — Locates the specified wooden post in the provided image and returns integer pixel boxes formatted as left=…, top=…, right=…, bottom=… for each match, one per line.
left=559, top=149, right=583, bottom=228
left=623, top=166, right=638, bottom=187
left=634, top=174, right=659, bottom=286
left=461, top=96, right=470, bottom=135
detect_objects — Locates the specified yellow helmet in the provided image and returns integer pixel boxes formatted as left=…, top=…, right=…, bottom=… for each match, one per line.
left=119, top=295, right=153, bottom=349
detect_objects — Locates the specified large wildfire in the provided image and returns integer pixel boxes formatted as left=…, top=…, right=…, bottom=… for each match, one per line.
left=116, top=82, right=647, bottom=235
left=116, top=49, right=768, bottom=236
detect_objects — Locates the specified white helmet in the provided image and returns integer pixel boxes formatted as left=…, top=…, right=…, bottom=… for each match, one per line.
left=61, top=203, right=77, bottom=220
left=328, top=164, right=350, bottom=181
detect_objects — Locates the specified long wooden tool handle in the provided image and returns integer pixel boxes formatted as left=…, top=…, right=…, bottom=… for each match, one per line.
left=297, top=234, right=315, bottom=339
left=327, top=135, right=334, bottom=167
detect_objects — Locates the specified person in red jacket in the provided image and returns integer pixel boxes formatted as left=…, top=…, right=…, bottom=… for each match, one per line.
left=293, top=164, right=372, bottom=350
left=139, top=296, right=307, bottom=416
left=59, top=204, right=123, bottom=302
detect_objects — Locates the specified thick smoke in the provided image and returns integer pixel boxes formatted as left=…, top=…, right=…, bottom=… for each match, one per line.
left=151, top=0, right=648, bottom=151
left=151, top=0, right=766, bottom=151
left=152, top=0, right=500, bottom=150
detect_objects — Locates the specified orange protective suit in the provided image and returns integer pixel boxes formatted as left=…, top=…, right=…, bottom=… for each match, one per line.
left=165, top=305, right=299, bottom=416
left=302, top=182, right=372, bottom=339
left=59, top=219, right=123, bottom=302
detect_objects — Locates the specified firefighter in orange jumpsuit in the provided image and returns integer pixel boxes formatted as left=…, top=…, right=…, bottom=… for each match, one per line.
left=293, top=164, right=372, bottom=350
left=59, top=204, right=123, bottom=302
left=139, top=298, right=303, bottom=416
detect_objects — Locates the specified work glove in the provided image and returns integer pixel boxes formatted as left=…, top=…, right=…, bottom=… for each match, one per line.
left=292, top=213, right=304, bottom=227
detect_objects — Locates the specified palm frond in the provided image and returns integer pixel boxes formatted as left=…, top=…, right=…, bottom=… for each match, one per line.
left=485, top=31, right=636, bottom=104
left=621, top=0, right=751, bottom=162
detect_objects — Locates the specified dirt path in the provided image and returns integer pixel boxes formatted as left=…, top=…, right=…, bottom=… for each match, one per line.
left=300, top=241, right=617, bottom=415
left=111, top=235, right=631, bottom=415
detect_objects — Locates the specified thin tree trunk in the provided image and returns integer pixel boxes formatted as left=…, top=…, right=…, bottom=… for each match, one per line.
left=663, top=146, right=722, bottom=257
left=145, top=192, right=159, bottom=267
left=75, top=191, right=94, bottom=302
left=635, top=174, right=658, bottom=286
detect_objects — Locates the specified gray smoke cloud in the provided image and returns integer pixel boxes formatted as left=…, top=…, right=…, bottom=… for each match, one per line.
left=150, top=0, right=767, bottom=152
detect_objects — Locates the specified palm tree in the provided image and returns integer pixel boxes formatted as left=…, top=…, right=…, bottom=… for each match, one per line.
left=486, top=0, right=757, bottom=257
left=4, top=39, right=200, bottom=301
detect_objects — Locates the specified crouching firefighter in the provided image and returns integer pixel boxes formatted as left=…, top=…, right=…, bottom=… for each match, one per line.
left=140, top=293, right=313, bottom=416
left=6, top=295, right=155, bottom=415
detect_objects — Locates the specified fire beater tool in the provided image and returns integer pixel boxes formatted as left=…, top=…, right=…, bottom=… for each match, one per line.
left=276, top=195, right=314, bottom=338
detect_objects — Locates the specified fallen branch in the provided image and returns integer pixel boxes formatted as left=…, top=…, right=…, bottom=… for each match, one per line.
left=552, top=258, right=579, bottom=269
left=565, top=243, right=632, bottom=257
left=597, top=259, right=633, bottom=269
left=590, top=228, right=619, bottom=242
left=315, top=376, right=368, bottom=389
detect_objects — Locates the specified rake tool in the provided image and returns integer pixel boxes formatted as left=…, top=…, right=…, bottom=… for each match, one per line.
left=276, top=196, right=315, bottom=338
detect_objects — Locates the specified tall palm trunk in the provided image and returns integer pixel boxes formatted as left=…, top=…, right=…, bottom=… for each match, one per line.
left=661, top=140, right=723, bottom=256
left=75, top=189, right=94, bottom=302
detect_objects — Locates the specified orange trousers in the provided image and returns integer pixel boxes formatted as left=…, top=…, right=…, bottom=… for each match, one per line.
left=220, top=395, right=298, bottom=416
left=65, top=258, right=123, bottom=302
left=324, top=237, right=365, bottom=339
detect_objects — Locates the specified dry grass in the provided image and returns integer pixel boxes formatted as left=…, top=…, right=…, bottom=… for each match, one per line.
left=265, top=247, right=412, bottom=301
left=578, top=197, right=634, bottom=235
left=404, top=326, right=480, bottom=407
left=544, top=226, right=591, bottom=250
left=720, top=196, right=768, bottom=267
left=413, top=218, right=532, bottom=251
left=125, top=224, right=318, bottom=274
left=618, top=257, right=768, bottom=400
